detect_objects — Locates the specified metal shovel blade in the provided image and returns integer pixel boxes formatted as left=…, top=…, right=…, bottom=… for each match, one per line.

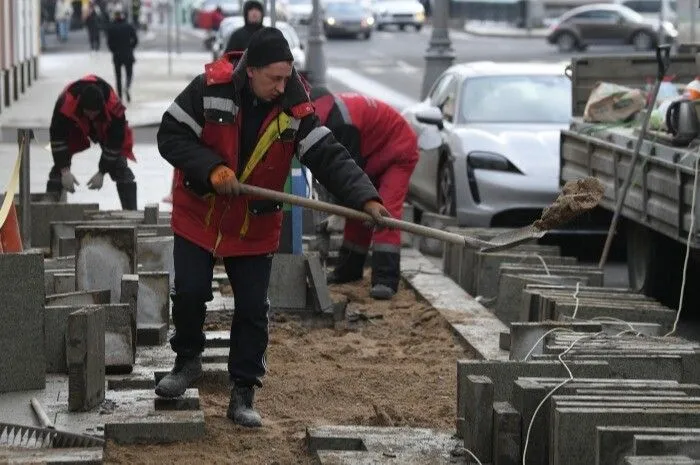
left=477, top=225, right=548, bottom=253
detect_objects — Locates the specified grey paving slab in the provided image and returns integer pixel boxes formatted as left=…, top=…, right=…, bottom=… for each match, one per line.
left=0, top=250, right=46, bottom=392
left=597, top=426, right=700, bottom=465
left=634, top=434, right=700, bottom=458
left=66, top=307, right=106, bottom=412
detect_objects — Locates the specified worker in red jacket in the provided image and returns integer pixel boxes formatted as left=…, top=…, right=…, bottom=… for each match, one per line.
left=309, top=88, right=419, bottom=300
left=48, top=75, right=137, bottom=209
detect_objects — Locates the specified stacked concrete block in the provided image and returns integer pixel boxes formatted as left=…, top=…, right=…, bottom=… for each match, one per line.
left=45, top=289, right=111, bottom=307
left=137, top=271, right=170, bottom=346
left=75, top=225, right=138, bottom=304
left=66, top=306, right=106, bottom=412
left=0, top=250, right=46, bottom=392
left=597, top=426, right=700, bottom=465
left=14, top=201, right=99, bottom=250
left=418, top=212, right=458, bottom=257
left=138, top=236, right=174, bottom=287
left=401, top=202, right=415, bottom=248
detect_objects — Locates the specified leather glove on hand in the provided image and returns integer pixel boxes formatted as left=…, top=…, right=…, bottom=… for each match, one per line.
left=209, top=165, right=240, bottom=196
left=363, top=200, right=392, bottom=230
left=60, top=168, right=80, bottom=193
left=87, top=171, right=105, bottom=190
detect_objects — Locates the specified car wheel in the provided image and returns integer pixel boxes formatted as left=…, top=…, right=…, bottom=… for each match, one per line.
left=632, top=31, right=654, bottom=51
left=415, top=24, right=422, bottom=32
left=399, top=24, right=406, bottom=31
left=363, top=31, right=371, bottom=39
left=556, top=32, right=576, bottom=52
left=437, top=159, right=456, bottom=217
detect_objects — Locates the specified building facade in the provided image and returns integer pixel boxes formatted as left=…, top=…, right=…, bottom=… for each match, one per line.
left=1, top=0, right=41, bottom=114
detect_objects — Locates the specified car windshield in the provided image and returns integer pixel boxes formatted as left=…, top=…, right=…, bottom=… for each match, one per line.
left=326, top=2, right=365, bottom=13
left=460, top=75, right=571, bottom=124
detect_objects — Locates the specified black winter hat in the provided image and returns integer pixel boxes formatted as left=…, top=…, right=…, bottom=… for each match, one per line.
left=246, top=27, right=294, bottom=68
left=243, top=0, right=264, bottom=17
left=80, top=84, right=105, bottom=111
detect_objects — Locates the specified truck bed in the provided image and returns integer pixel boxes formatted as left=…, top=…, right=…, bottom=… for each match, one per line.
left=560, top=118, right=700, bottom=248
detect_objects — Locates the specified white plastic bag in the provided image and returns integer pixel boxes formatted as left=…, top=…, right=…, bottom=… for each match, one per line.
left=583, top=82, right=646, bottom=123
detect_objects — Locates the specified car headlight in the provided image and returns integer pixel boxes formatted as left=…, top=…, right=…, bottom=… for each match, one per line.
left=415, top=11, right=424, bottom=21
left=467, top=151, right=522, bottom=173
left=365, top=16, right=375, bottom=25
left=326, top=17, right=336, bottom=25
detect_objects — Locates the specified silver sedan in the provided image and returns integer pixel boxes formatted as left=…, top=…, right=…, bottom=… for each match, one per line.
left=402, top=62, right=572, bottom=228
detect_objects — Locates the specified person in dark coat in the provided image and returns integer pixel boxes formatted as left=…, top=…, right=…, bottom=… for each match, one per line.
left=85, top=2, right=103, bottom=51
left=48, top=75, right=138, bottom=210
left=106, top=6, right=138, bottom=102
left=155, top=27, right=390, bottom=427
left=225, top=0, right=264, bottom=52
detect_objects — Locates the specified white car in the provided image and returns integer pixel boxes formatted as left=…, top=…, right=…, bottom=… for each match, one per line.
left=402, top=62, right=572, bottom=228
left=371, top=0, right=425, bottom=31
left=211, top=17, right=306, bottom=70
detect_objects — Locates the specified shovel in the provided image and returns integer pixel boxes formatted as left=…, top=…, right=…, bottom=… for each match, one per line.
left=238, top=176, right=605, bottom=253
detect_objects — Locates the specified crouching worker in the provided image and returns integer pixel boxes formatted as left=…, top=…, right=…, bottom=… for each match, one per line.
left=47, top=75, right=137, bottom=209
left=155, top=27, right=390, bottom=427
left=309, top=87, right=419, bottom=300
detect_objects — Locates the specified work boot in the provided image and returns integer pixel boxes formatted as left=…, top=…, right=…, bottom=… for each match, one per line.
left=370, top=250, right=400, bottom=300
left=227, top=384, right=262, bottom=427
left=116, top=181, right=137, bottom=210
left=155, top=355, right=203, bottom=398
left=326, top=246, right=366, bottom=284
left=370, top=284, right=395, bottom=300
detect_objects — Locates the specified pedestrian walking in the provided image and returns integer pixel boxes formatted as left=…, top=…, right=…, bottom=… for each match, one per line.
left=154, top=27, right=390, bottom=427
left=106, top=5, right=138, bottom=102
left=225, top=0, right=264, bottom=52
left=310, top=87, right=419, bottom=300
left=55, top=0, right=72, bottom=42
left=85, top=2, right=104, bottom=52
left=47, top=75, right=138, bottom=210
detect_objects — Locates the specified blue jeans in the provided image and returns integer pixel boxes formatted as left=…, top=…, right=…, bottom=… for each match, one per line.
left=57, top=20, right=69, bottom=41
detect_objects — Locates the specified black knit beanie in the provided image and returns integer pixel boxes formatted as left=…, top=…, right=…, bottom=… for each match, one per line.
left=80, top=84, right=105, bottom=111
left=246, top=27, right=294, bottom=68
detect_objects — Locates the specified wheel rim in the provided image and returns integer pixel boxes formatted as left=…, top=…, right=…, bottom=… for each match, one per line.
left=558, top=34, right=573, bottom=50
left=634, top=33, right=651, bottom=50
left=438, top=165, right=453, bottom=216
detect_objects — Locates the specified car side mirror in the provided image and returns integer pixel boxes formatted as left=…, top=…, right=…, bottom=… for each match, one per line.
left=415, top=105, right=444, bottom=129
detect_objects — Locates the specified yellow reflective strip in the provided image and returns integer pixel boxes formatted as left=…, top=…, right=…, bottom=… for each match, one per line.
left=239, top=207, right=250, bottom=238
left=214, top=230, right=223, bottom=252
left=204, top=195, right=216, bottom=227
left=239, top=112, right=293, bottom=183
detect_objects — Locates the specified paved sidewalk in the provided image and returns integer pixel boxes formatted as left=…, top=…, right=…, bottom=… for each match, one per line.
left=0, top=50, right=212, bottom=135
left=462, top=20, right=549, bottom=38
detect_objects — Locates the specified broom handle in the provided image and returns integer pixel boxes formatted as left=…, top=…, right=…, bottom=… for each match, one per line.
left=238, top=184, right=486, bottom=248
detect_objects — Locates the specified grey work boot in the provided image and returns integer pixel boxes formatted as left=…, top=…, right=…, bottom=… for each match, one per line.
left=227, top=384, right=262, bottom=427
left=155, top=355, right=203, bottom=398
left=370, top=284, right=395, bottom=300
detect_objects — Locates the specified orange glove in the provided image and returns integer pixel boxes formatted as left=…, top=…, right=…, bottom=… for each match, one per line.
left=209, top=165, right=240, bottom=196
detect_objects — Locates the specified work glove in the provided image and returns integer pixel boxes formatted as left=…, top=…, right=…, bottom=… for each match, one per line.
left=362, top=200, right=392, bottom=230
left=209, top=165, right=240, bottom=196
left=60, top=168, right=80, bottom=193
left=87, top=171, right=105, bottom=190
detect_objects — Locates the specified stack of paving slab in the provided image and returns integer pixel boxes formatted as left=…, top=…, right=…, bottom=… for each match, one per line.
left=1, top=196, right=345, bottom=462
left=439, top=227, right=700, bottom=465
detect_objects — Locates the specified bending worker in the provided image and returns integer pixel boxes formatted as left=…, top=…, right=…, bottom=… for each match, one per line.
left=309, top=87, right=419, bottom=300
left=48, top=75, right=138, bottom=210
left=155, top=27, right=390, bottom=428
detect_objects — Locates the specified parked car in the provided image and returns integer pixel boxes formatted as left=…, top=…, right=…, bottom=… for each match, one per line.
left=371, top=0, right=425, bottom=31
left=546, top=3, right=677, bottom=52
left=402, top=62, right=572, bottom=228
left=613, top=0, right=677, bottom=23
left=212, top=17, right=306, bottom=70
left=195, top=0, right=240, bottom=29
left=323, top=1, right=374, bottom=39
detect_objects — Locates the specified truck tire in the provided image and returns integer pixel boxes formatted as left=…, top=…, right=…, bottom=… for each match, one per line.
left=626, top=222, right=682, bottom=306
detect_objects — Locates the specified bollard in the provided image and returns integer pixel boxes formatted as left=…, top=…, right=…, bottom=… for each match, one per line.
left=18, top=128, right=33, bottom=249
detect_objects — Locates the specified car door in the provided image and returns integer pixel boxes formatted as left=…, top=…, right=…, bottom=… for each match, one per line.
left=587, top=9, right=626, bottom=43
left=410, top=73, right=455, bottom=210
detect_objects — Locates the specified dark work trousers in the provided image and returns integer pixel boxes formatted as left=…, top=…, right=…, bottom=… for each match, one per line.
left=170, top=234, right=274, bottom=388
left=113, top=58, right=134, bottom=100
left=87, top=27, right=100, bottom=50
left=48, top=151, right=135, bottom=184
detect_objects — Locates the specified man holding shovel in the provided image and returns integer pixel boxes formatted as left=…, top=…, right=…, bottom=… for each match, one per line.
left=155, top=27, right=390, bottom=427
left=310, top=87, right=419, bottom=300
